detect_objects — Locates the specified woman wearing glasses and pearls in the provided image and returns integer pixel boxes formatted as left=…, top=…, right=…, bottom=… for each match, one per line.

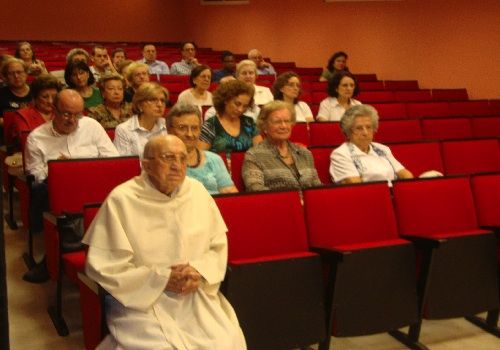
left=242, top=101, right=321, bottom=192
left=167, top=103, right=237, bottom=194
left=330, top=104, right=413, bottom=184
left=114, top=82, right=168, bottom=156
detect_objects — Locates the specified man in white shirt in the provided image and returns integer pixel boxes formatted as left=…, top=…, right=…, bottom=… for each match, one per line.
left=140, top=43, right=170, bottom=75
left=89, top=45, right=116, bottom=81
left=248, top=49, right=276, bottom=76
left=83, top=134, right=247, bottom=350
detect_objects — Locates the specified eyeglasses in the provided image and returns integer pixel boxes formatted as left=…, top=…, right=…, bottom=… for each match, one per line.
left=59, top=111, right=83, bottom=120
left=145, top=98, right=167, bottom=105
left=351, top=125, right=374, bottom=134
left=147, top=153, right=187, bottom=165
left=172, top=124, right=200, bottom=133
left=269, top=119, right=293, bottom=126
left=7, top=70, right=26, bottom=76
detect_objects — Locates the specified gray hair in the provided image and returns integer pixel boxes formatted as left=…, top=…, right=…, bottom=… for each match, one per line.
left=166, top=103, right=202, bottom=128
left=66, top=48, right=90, bottom=64
left=257, top=100, right=296, bottom=133
left=236, top=59, right=257, bottom=77
left=340, top=104, right=379, bottom=138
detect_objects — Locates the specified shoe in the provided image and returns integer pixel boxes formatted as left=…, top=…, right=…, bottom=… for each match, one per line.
left=23, top=259, right=50, bottom=283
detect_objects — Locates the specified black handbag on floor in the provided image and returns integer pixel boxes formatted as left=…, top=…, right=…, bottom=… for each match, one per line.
left=58, top=212, right=85, bottom=253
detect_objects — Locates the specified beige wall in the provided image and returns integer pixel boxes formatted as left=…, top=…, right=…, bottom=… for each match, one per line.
left=1, top=0, right=499, bottom=98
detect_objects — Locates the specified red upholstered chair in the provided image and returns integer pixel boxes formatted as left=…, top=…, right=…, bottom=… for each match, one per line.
left=432, top=88, right=469, bottom=101
left=226, top=151, right=245, bottom=191
left=353, top=73, right=378, bottom=82
left=215, top=191, right=326, bottom=350
left=489, top=99, right=500, bottom=114
left=470, top=116, right=500, bottom=138
left=312, top=91, right=328, bottom=104
left=308, top=122, right=344, bottom=147
left=374, top=119, right=423, bottom=144
left=357, top=91, right=395, bottom=103
left=471, top=173, right=500, bottom=231
left=384, top=80, right=419, bottom=90
left=358, top=81, right=385, bottom=91
left=394, top=90, right=432, bottom=102
left=309, top=81, right=328, bottom=91
left=309, top=146, right=335, bottom=184
left=448, top=100, right=492, bottom=117
left=390, top=142, right=444, bottom=177
left=421, top=117, right=473, bottom=140
left=104, top=128, right=115, bottom=141
left=392, top=177, right=499, bottom=338
left=44, top=156, right=141, bottom=336
left=406, top=102, right=451, bottom=118
left=303, top=183, right=423, bottom=349
left=441, top=138, right=500, bottom=175
left=289, top=122, right=310, bottom=146
left=371, top=103, right=408, bottom=120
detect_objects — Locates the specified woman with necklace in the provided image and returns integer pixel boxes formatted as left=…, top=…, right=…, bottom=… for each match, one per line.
left=0, top=57, right=33, bottom=116
left=88, top=73, right=132, bottom=128
left=177, top=64, right=213, bottom=111
left=317, top=71, right=361, bottom=122
left=167, top=102, right=237, bottom=194
left=242, top=101, right=321, bottom=192
left=64, top=60, right=103, bottom=109
left=114, top=82, right=168, bottom=156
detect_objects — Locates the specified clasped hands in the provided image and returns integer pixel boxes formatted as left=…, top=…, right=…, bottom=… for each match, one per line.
left=165, top=264, right=201, bottom=295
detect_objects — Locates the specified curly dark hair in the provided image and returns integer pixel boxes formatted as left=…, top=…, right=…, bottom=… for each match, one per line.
left=30, top=74, right=63, bottom=98
left=212, top=80, right=255, bottom=116
left=272, top=71, right=300, bottom=104
left=327, top=71, right=359, bottom=98
left=64, top=60, right=95, bottom=88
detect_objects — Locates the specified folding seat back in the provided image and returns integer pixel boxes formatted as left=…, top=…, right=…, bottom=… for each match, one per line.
left=354, top=73, right=377, bottom=82
left=470, top=116, right=500, bottom=138
left=308, top=121, right=344, bottom=147
left=309, top=81, right=328, bottom=92
left=226, top=151, right=245, bottom=192
left=357, top=91, right=395, bottom=103
left=421, top=118, right=473, bottom=140
left=374, top=119, right=423, bottom=143
left=2, top=110, right=19, bottom=146
left=294, top=67, right=323, bottom=76
left=489, top=99, right=500, bottom=114
left=390, top=142, right=444, bottom=177
left=448, top=100, right=492, bottom=116
left=371, top=102, right=408, bottom=119
left=441, top=139, right=500, bottom=175
left=358, top=81, right=385, bottom=91
left=406, top=102, right=451, bottom=118
left=309, top=146, right=334, bottom=184
left=104, top=128, right=115, bottom=141
left=394, top=90, right=432, bottom=102
left=289, top=122, right=309, bottom=146
left=432, top=89, right=469, bottom=101
left=470, top=173, right=500, bottom=228
left=384, top=80, right=419, bottom=90
left=312, top=91, right=328, bottom=104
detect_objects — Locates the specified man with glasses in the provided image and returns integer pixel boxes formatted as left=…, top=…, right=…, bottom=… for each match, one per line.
left=248, top=49, right=276, bottom=76
left=23, top=89, right=118, bottom=283
left=83, top=134, right=246, bottom=350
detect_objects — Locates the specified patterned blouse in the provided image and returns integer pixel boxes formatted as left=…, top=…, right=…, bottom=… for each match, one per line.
left=200, top=115, right=259, bottom=153
left=88, top=103, right=133, bottom=128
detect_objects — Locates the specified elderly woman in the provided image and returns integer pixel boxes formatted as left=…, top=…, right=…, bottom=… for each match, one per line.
left=319, top=51, right=349, bottom=82
left=12, top=74, right=62, bottom=141
left=317, top=71, right=361, bottom=122
left=0, top=57, right=32, bottom=116
left=243, top=101, right=321, bottom=191
left=88, top=73, right=133, bottom=128
left=114, top=82, right=168, bottom=156
left=64, top=60, right=103, bottom=109
left=177, top=64, right=213, bottom=110
left=124, top=62, right=150, bottom=102
left=166, top=102, right=237, bottom=194
left=272, top=71, right=314, bottom=122
left=199, top=80, right=262, bottom=153
left=15, top=41, right=48, bottom=77
left=330, top=104, right=413, bottom=184
left=236, top=59, right=273, bottom=106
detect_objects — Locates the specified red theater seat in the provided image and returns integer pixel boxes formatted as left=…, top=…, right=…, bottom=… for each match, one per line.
left=384, top=80, right=419, bottom=90
left=371, top=103, right=408, bottom=120
left=432, top=89, right=469, bottom=101
left=394, top=90, right=432, bottom=102
left=308, top=146, right=335, bottom=184
left=375, top=119, right=423, bottom=144
left=470, top=116, right=500, bottom=138
left=406, top=102, right=451, bottom=118
left=441, top=138, right=500, bottom=175
left=448, top=100, right=492, bottom=117
left=308, top=122, right=344, bottom=147
left=390, top=142, right=444, bottom=177
left=421, top=118, right=473, bottom=140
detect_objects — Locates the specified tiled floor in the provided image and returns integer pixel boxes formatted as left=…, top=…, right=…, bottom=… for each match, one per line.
left=4, top=200, right=500, bottom=349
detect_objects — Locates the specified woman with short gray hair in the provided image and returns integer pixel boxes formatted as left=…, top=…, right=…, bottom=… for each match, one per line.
left=330, top=104, right=413, bottom=184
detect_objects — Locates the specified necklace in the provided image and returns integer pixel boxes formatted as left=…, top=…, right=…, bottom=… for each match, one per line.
left=188, top=148, right=201, bottom=168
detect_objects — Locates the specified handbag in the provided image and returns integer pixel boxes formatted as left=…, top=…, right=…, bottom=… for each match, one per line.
left=58, top=212, right=85, bottom=253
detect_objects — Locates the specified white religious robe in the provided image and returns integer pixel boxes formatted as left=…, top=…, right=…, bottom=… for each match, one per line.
left=82, top=174, right=246, bottom=350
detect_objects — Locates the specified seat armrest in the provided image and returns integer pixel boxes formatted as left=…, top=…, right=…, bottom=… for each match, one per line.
left=78, top=272, right=99, bottom=295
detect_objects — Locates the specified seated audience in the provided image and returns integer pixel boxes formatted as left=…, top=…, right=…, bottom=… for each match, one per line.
left=213, top=51, right=236, bottom=82
left=330, top=104, right=413, bottom=184
left=64, top=60, right=103, bottom=109
left=0, top=57, right=32, bottom=116
left=114, top=82, right=168, bottom=156
left=88, top=73, right=133, bottom=128
left=11, top=74, right=62, bottom=143
left=50, top=47, right=90, bottom=85
left=0, top=54, right=13, bottom=86
left=23, top=89, right=118, bottom=283
left=319, top=51, right=350, bottom=82
left=170, top=42, right=200, bottom=75
left=111, top=48, right=127, bottom=71
left=14, top=41, right=48, bottom=77
left=177, top=64, right=213, bottom=111
left=236, top=60, right=273, bottom=107
left=272, top=71, right=314, bottom=122
left=140, top=43, right=170, bottom=75
left=317, top=71, right=361, bottom=122
left=124, top=62, right=150, bottom=102
left=116, top=59, right=134, bottom=77
left=82, top=134, right=246, bottom=350
left=243, top=101, right=321, bottom=191
left=248, top=49, right=276, bottom=76
left=200, top=80, right=262, bottom=153
left=166, top=103, right=237, bottom=194
left=90, top=45, right=117, bottom=81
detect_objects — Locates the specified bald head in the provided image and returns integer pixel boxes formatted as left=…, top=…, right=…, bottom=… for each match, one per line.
left=52, top=89, right=84, bottom=135
left=143, top=134, right=186, bottom=159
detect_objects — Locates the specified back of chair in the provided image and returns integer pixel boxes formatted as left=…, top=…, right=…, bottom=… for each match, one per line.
left=309, top=146, right=334, bottom=184
left=384, top=80, right=419, bottom=91
left=289, top=122, right=309, bottom=146
left=432, top=88, right=469, bottom=101
left=406, top=102, right=451, bottom=118
left=393, top=177, right=480, bottom=238
left=83, top=203, right=102, bottom=231
left=448, top=100, right=492, bottom=117
left=303, top=183, right=399, bottom=249
left=470, top=173, right=500, bottom=227
left=375, top=119, right=423, bottom=144
left=470, top=116, right=500, bottom=138
left=227, top=151, right=245, bottom=192
left=371, top=103, right=407, bottom=120
left=215, top=191, right=309, bottom=262
left=48, top=156, right=141, bottom=214
left=3, top=110, right=18, bottom=146
left=308, top=122, right=344, bottom=147
left=421, top=118, right=473, bottom=140
left=441, top=139, right=500, bottom=175
left=390, top=142, right=444, bottom=177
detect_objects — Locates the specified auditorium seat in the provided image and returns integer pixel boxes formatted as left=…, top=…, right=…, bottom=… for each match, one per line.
left=308, top=122, right=344, bottom=147
left=358, top=81, right=385, bottom=91
left=470, top=116, right=500, bottom=138
left=354, top=73, right=378, bottom=82
left=448, top=100, right=492, bottom=117
left=392, top=177, right=499, bottom=339
left=371, top=103, right=408, bottom=120
left=290, top=122, right=309, bottom=146
left=390, top=142, right=444, bottom=177
left=357, top=91, right=395, bottom=103
left=303, top=183, right=423, bottom=349
left=394, top=90, right=432, bottom=102
left=421, top=117, right=473, bottom=140
left=215, top=191, right=326, bottom=350
left=432, top=88, right=469, bottom=101
left=441, top=138, right=500, bottom=175
left=374, top=119, right=423, bottom=144
left=309, top=146, right=335, bottom=184
left=384, top=80, right=419, bottom=90
left=226, top=151, right=245, bottom=191
left=406, top=102, right=451, bottom=118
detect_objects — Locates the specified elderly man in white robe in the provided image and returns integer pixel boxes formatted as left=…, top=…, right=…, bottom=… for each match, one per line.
left=82, top=134, right=247, bottom=350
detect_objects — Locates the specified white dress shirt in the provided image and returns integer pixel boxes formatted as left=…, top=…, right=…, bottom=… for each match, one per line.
left=114, top=115, right=167, bottom=156
left=317, top=97, right=361, bottom=121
